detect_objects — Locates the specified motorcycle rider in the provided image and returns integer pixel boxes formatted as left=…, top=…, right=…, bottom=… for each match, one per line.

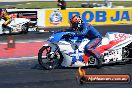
left=60, top=15, right=102, bottom=64
left=0, top=8, right=12, bottom=32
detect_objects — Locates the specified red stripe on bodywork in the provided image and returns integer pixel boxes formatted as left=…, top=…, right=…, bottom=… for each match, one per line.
left=95, top=40, right=122, bottom=53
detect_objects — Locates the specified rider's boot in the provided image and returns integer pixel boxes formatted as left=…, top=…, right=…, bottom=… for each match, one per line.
left=98, top=54, right=104, bottom=64
left=96, top=54, right=103, bottom=69
left=82, top=53, right=90, bottom=64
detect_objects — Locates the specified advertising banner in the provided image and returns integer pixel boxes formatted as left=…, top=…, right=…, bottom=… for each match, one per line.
left=45, top=8, right=132, bottom=27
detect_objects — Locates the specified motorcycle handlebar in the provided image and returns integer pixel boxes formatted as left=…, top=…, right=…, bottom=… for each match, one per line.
left=49, top=30, right=55, bottom=33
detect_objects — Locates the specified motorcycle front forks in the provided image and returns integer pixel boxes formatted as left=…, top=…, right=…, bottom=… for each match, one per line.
left=2, top=26, right=12, bottom=33
left=68, top=40, right=79, bottom=50
left=49, top=45, right=60, bottom=58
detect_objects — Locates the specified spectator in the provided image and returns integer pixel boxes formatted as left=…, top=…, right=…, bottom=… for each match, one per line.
left=58, top=0, right=66, bottom=10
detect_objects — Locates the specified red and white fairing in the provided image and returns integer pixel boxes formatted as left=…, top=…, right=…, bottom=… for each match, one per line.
left=65, top=32, right=132, bottom=66
left=96, top=32, right=132, bottom=63
left=44, top=32, right=132, bottom=67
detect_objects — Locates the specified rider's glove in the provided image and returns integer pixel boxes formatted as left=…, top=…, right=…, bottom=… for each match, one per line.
left=75, top=32, right=80, bottom=36
left=67, top=33, right=74, bottom=38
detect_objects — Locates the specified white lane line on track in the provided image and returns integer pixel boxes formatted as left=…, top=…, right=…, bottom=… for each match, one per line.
left=0, top=56, right=38, bottom=61
left=0, top=40, right=46, bottom=44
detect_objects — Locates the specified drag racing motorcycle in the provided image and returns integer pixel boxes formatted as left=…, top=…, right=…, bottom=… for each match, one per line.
left=38, top=31, right=132, bottom=70
left=0, top=18, right=30, bottom=34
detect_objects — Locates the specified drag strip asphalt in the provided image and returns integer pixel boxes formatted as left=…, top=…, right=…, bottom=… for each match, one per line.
left=0, top=25, right=132, bottom=43
left=0, top=58, right=132, bottom=88
left=0, top=31, right=51, bottom=43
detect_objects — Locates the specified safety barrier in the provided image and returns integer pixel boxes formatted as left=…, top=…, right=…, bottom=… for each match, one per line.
left=44, top=8, right=132, bottom=27
left=6, top=8, right=132, bottom=28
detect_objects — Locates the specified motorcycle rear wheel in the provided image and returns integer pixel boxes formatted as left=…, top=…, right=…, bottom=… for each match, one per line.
left=38, top=46, right=63, bottom=70
left=21, top=24, right=28, bottom=34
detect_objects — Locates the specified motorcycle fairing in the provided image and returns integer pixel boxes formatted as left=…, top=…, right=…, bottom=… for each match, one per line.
left=47, top=32, right=75, bottom=42
left=46, top=31, right=132, bottom=67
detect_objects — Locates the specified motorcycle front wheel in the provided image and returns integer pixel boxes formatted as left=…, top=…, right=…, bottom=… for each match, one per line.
left=38, top=46, right=63, bottom=70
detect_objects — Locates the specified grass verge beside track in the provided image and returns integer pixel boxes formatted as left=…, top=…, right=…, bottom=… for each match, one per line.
left=0, top=1, right=132, bottom=8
